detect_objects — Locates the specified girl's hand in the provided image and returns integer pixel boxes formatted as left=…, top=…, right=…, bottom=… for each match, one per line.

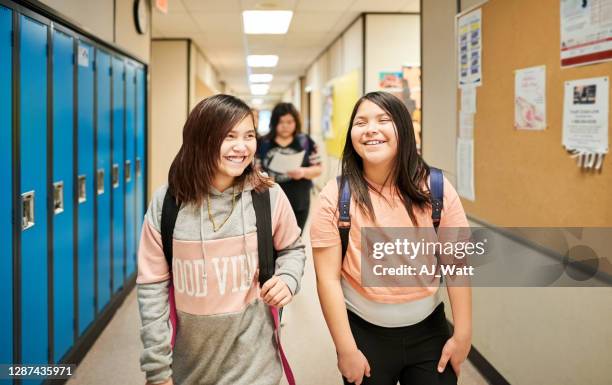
left=146, top=378, right=173, bottom=385
left=286, top=168, right=305, bottom=180
left=261, top=276, right=293, bottom=307
left=437, top=335, right=471, bottom=377
left=338, top=348, right=371, bottom=385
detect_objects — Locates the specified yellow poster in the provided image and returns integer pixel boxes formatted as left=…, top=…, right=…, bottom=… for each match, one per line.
left=325, top=69, right=360, bottom=158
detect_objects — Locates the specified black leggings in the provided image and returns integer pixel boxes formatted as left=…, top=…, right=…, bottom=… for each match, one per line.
left=343, top=303, right=457, bottom=385
left=293, top=205, right=310, bottom=234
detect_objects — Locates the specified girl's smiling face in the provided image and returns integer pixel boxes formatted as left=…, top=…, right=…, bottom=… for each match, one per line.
left=217, top=116, right=257, bottom=179
left=350, top=100, right=398, bottom=169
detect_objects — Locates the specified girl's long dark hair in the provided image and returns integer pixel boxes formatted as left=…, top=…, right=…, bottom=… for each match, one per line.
left=340, top=91, right=431, bottom=226
left=168, top=94, right=272, bottom=205
left=265, top=102, right=302, bottom=140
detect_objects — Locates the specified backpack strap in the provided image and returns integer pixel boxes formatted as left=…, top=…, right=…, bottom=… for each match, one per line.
left=337, top=176, right=351, bottom=261
left=336, top=169, right=445, bottom=261
left=161, top=189, right=181, bottom=269
left=252, top=188, right=277, bottom=287
left=429, top=167, right=444, bottom=232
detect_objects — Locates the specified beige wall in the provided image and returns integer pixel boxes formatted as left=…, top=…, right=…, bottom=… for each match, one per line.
left=41, top=0, right=151, bottom=63
left=149, top=40, right=189, bottom=196
left=421, top=0, right=458, bottom=183
left=364, top=14, right=420, bottom=93
left=423, top=2, right=612, bottom=383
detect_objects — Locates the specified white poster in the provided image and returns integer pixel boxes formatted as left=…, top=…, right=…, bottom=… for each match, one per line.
left=563, top=77, right=609, bottom=154
left=457, top=138, right=475, bottom=201
left=515, top=65, right=547, bottom=130
left=561, top=0, right=612, bottom=67
left=461, top=86, right=477, bottom=113
left=458, top=8, right=482, bottom=88
left=78, top=46, right=89, bottom=67
left=459, top=111, right=474, bottom=138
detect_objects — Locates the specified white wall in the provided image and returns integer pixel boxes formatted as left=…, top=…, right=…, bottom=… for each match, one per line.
left=364, top=14, right=420, bottom=93
left=41, top=0, right=151, bottom=63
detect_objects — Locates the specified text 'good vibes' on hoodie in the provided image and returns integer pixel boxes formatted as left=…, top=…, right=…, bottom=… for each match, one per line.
left=136, top=182, right=306, bottom=385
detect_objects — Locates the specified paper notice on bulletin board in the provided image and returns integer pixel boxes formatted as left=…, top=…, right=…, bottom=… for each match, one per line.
left=457, top=138, right=475, bottom=201
left=458, top=8, right=482, bottom=88
left=561, top=0, right=612, bottom=67
left=515, top=65, right=546, bottom=130
left=562, top=76, right=609, bottom=154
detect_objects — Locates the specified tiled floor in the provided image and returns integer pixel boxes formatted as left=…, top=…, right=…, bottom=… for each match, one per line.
left=67, top=221, right=489, bottom=385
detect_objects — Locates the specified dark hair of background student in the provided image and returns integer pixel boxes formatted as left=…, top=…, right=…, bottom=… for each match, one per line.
left=265, top=102, right=302, bottom=140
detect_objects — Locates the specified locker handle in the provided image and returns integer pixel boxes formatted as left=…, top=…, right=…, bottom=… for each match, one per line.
left=21, top=191, right=35, bottom=230
left=97, top=169, right=105, bottom=195
left=136, top=158, right=142, bottom=177
left=125, top=160, right=132, bottom=183
left=112, top=164, right=119, bottom=188
left=78, top=175, right=87, bottom=203
left=53, top=181, right=64, bottom=214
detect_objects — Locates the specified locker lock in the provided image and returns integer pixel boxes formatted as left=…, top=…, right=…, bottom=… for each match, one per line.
left=78, top=175, right=87, bottom=203
left=125, top=160, right=132, bottom=183
left=21, top=191, right=35, bottom=230
left=53, top=181, right=64, bottom=214
left=112, top=164, right=119, bottom=188
left=97, top=169, right=105, bottom=195
left=136, top=158, right=142, bottom=177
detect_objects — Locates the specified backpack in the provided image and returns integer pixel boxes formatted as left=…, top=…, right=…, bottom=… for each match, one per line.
left=160, top=187, right=295, bottom=385
left=258, top=133, right=311, bottom=166
left=336, top=167, right=445, bottom=281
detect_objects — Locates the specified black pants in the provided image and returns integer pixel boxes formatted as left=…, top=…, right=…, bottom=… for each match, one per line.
left=343, top=303, right=457, bottom=385
left=293, top=205, right=310, bottom=234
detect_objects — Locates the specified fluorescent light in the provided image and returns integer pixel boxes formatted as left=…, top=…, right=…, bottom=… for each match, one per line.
left=249, top=73, right=274, bottom=83
left=247, top=55, right=278, bottom=68
left=242, top=11, right=293, bottom=34
left=251, top=98, right=264, bottom=106
left=250, top=84, right=269, bottom=95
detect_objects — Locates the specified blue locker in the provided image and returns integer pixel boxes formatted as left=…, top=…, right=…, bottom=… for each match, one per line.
left=96, top=50, right=112, bottom=310
left=0, top=5, right=12, bottom=367
left=77, top=41, right=95, bottom=335
left=52, top=29, right=74, bottom=362
left=125, top=63, right=136, bottom=277
left=135, top=66, right=146, bottom=248
left=112, top=57, right=125, bottom=292
left=19, top=14, right=48, bottom=368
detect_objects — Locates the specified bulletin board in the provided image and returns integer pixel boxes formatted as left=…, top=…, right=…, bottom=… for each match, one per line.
left=459, top=0, right=612, bottom=226
left=326, top=69, right=360, bottom=158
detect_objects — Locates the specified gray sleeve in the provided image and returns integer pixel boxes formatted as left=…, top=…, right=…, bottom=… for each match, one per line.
left=137, top=281, right=173, bottom=383
left=275, top=236, right=306, bottom=295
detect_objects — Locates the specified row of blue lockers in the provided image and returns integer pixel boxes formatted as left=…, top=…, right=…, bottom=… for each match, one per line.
left=0, top=3, right=147, bottom=382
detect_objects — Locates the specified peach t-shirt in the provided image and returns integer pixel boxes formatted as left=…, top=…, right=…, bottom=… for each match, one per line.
left=310, top=175, right=469, bottom=306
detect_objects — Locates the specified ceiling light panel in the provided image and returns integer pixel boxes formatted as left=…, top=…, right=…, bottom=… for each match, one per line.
left=249, top=73, right=274, bottom=83
left=247, top=55, right=279, bottom=67
left=242, top=11, right=293, bottom=34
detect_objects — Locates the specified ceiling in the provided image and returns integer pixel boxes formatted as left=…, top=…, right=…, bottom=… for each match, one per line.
left=152, top=0, right=420, bottom=104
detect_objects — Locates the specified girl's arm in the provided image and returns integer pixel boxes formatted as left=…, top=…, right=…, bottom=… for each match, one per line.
left=313, top=244, right=370, bottom=384
left=287, top=164, right=322, bottom=180
left=437, top=285, right=472, bottom=376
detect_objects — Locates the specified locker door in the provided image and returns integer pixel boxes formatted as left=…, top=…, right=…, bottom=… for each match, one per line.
left=112, top=57, right=125, bottom=292
left=52, top=29, right=74, bottom=362
left=96, top=50, right=112, bottom=310
left=135, top=66, right=146, bottom=246
left=77, top=41, right=95, bottom=335
left=20, top=14, right=49, bottom=368
left=0, top=5, right=12, bottom=367
left=125, top=62, right=136, bottom=277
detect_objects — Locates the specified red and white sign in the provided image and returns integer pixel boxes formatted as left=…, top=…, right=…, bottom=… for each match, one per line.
left=561, top=0, right=612, bottom=67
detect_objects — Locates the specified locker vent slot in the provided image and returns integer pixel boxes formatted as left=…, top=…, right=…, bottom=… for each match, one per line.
left=112, top=164, right=119, bottom=188
left=53, top=181, right=64, bottom=214
left=125, top=160, right=132, bottom=183
left=78, top=175, right=87, bottom=203
left=97, top=169, right=105, bottom=195
left=21, top=191, right=35, bottom=230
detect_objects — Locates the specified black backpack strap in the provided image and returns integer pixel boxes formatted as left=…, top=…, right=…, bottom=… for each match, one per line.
left=336, top=176, right=351, bottom=261
left=161, top=189, right=181, bottom=271
left=252, top=188, right=276, bottom=287
left=429, top=167, right=444, bottom=232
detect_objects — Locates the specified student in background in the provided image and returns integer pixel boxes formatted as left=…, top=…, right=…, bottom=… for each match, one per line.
left=257, top=102, right=322, bottom=233
left=310, top=92, right=472, bottom=385
left=137, top=95, right=305, bottom=385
